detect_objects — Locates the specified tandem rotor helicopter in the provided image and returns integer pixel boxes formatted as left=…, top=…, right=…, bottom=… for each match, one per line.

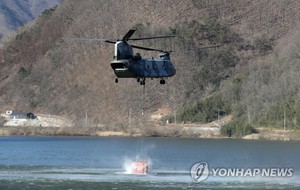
left=65, top=29, right=175, bottom=85
left=65, top=29, right=219, bottom=85
left=108, top=29, right=176, bottom=85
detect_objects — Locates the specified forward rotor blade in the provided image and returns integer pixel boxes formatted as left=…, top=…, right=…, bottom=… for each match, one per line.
left=122, top=29, right=136, bottom=41
left=63, top=37, right=108, bottom=42
left=129, top=35, right=176, bottom=41
left=63, top=37, right=117, bottom=44
left=131, top=44, right=163, bottom=52
left=104, top=40, right=117, bottom=44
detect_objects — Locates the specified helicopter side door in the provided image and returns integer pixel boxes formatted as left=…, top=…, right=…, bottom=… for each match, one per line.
left=129, top=59, right=147, bottom=78
left=151, top=60, right=160, bottom=77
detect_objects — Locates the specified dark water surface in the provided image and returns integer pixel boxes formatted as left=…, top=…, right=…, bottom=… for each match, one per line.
left=0, top=136, right=299, bottom=189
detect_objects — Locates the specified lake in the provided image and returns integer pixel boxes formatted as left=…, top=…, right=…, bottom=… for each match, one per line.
left=0, top=136, right=299, bottom=189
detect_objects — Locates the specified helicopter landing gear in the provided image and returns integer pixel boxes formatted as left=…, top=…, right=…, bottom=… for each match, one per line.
left=160, top=79, right=165, bottom=85
left=137, top=78, right=140, bottom=83
left=140, top=78, right=146, bottom=85
left=115, top=78, right=118, bottom=83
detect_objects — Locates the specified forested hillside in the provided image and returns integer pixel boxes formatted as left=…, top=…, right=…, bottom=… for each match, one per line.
left=1, top=0, right=300, bottom=133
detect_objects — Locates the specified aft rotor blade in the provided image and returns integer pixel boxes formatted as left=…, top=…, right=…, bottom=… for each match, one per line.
left=129, top=35, right=176, bottom=41
left=122, top=29, right=136, bottom=41
left=198, top=45, right=221, bottom=49
left=131, top=44, right=163, bottom=52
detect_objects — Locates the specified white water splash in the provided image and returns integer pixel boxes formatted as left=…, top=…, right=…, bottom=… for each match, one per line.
left=122, top=156, right=152, bottom=174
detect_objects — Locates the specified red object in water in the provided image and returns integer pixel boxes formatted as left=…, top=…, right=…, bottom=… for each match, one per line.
left=131, top=161, right=149, bottom=174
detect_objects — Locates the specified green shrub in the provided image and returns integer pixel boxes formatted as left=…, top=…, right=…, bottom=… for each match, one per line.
left=254, top=36, right=274, bottom=54
left=164, top=94, right=231, bottom=124
left=221, top=119, right=257, bottom=138
left=17, top=65, right=32, bottom=78
left=41, top=6, right=56, bottom=18
left=18, top=67, right=29, bottom=78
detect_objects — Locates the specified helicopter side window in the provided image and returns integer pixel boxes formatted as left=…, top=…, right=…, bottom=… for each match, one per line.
left=152, top=62, right=157, bottom=69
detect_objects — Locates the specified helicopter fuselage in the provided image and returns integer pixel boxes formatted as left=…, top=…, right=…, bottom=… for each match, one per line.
left=111, top=58, right=176, bottom=79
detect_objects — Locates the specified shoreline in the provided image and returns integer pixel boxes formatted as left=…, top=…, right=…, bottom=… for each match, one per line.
left=0, top=125, right=299, bottom=141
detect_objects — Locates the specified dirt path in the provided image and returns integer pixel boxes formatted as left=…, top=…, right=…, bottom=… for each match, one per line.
left=2, top=113, right=72, bottom=127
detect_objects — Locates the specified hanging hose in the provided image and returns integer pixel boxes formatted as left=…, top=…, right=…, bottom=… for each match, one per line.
left=141, top=83, right=146, bottom=153
left=131, top=82, right=150, bottom=175
left=142, top=83, right=145, bottom=116
left=135, top=83, right=146, bottom=161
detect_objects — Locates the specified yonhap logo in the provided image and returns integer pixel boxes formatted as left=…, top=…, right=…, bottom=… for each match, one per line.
left=190, top=162, right=209, bottom=183
left=190, top=161, right=294, bottom=183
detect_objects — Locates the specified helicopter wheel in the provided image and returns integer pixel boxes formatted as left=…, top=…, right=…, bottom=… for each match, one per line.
left=137, top=78, right=140, bottom=83
left=160, top=79, right=165, bottom=85
left=140, top=78, right=145, bottom=85
left=115, top=78, right=118, bottom=83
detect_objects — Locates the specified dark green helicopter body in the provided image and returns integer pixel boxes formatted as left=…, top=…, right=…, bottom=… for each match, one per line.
left=107, top=30, right=176, bottom=85
left=110, top=39, right=176, bottom=85
left=111, top=56, right=176, bottom=81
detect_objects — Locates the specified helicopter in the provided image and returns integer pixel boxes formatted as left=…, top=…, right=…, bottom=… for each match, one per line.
left=65, top=29, right=220, bottom=85
left=107, top=29, right=177, bottom=85
left=65, top=29, right=176, bottom=85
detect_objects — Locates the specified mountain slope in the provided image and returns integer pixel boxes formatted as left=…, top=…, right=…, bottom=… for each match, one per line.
left=0, top=0, right=60, bottom=39
left=1, top=0, right=300, bottom=129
